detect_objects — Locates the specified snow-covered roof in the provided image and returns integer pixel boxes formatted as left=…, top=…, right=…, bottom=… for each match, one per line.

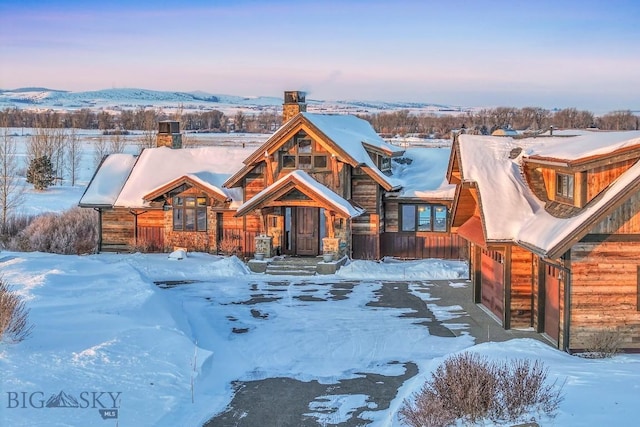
left=389, top=147, right=456, bottom=200
left=302, top=113, right=403, bottom=189
left=82, top=146, right=247, bottom=208
left=115, top=146, right=247, bottom=208
left=228, top=113, right=404, bottom=191
left=79, top=153, right=137, bottom=206
left=458, top=131, right=640, bottom=255
left=236, top=170, right=365, bottom=218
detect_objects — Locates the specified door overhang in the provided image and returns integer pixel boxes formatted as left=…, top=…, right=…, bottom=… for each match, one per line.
left=235, top=170, right=364, bottom=219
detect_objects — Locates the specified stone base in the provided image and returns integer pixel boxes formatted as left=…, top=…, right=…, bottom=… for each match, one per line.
left=247, top=259, right=268, bottom=273
left=316, top=255, right=348, bottom=275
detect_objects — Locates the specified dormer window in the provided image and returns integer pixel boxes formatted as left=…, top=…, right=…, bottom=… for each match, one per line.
left=556, top=173, right=574, bottom=200
left=380, top=156, right=391, bottom=172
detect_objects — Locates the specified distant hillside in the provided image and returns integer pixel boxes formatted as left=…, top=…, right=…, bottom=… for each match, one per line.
left=0, top=87, right=464, bottom=116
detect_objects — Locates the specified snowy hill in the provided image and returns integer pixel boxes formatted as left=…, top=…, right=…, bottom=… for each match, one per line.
left=0, top=87, right=466, bottom=116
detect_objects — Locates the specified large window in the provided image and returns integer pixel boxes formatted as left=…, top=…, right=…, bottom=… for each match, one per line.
left=280, top=132, right=328, bottom=171
left=401, top=204, right=448, bottom=232
left=173, top=196, right=207, bottom=231
left=556, top=173, right=574, bottom=199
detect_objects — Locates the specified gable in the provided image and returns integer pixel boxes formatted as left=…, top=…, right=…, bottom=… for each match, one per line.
left=224, top=113, right=402, bottom=191
left=143, top=175, right=230, bottom=204
left=235, top=170, right=365, bottom=218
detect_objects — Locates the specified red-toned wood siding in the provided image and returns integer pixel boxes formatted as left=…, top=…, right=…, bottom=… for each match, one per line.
left=587, top=159, right=636, bottom=200
left=570, top=241, right=640, bottom=350
left=509, top=245, right=534, bottom=328
left=380, top=232, right=467, bottom=260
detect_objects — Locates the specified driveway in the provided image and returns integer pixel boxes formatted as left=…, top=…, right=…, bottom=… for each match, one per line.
left=161, top=277, right=543, bottom=426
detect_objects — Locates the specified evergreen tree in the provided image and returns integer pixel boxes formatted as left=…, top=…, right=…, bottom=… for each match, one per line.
left=26, top=156, right=55, bottom=190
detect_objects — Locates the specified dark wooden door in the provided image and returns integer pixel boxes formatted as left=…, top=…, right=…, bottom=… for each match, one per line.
left=295, top=207, right=319, bottom=256
left=481, top=249, right=504, bottom=323
left=544, top=265, right=561, bottom=343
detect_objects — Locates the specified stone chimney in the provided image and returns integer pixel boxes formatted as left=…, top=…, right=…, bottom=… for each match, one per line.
left=282, top=91, right=307, bottom=123
left=157, top=121, right=182, bottom=148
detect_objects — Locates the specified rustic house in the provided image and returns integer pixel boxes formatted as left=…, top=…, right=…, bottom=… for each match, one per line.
left=448, top=129, right=640, bottom=352
left=80, top=92, right=464, bottom=262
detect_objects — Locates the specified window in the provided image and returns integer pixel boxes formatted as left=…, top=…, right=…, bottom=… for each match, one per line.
left=173, top=196, right=207, bottom=231
left=401, top=204, right=448, bottom=232
left=556, top=173, right=574, bottom=199
left=380, top=156, right=391, bottom=172
left=279, top=131, right=329, bottom=171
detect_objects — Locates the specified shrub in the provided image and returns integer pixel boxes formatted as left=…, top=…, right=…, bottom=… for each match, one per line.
left=129, top=236, right=163, bottom=253
left=7, top=207, right=98, bottom=254
left=400, top=352, right=564, bottom=427
left=0, top=278, right=33, bottom=344
left=0, top=213, right=37, bottom=247
left=581, top=329, right=623, bottom=359
left=218, top=234, right=241, bottom=256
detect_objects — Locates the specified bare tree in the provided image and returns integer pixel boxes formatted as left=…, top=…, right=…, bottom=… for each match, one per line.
left=27, top=125, right=67, bottom=185
left=137, top=108, right=158, bottom=152
left=108, top=129, right=127, bottom=154
left=0, top=125, right=25, bottom=233
left=93, top=135, right=109, bottom=169
left=65, top=128, right=82, bottom=186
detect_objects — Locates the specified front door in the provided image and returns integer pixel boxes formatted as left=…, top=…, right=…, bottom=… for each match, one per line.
left=295, top=207, right=319, bottom=256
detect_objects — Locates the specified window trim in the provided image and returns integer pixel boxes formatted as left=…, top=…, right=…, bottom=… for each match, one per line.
left=556, top=172, right=575, bottom=200
left=279, top=131, right=330, bottom=171
left=172, top=195, right=207, bottom=232
left=400, top=203, right=448, bottom=233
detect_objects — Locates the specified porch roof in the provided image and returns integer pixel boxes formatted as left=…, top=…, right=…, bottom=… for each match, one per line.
left=235, top=170, right=365, bottom=218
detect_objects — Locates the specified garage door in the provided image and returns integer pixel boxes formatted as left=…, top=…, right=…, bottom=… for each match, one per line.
left=544, top=264, right=561, bottom=343
left=481, top=249, right=505, bottom=322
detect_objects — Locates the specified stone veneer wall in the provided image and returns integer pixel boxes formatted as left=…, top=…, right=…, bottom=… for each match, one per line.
left=163, top=208, right=217, bottom=253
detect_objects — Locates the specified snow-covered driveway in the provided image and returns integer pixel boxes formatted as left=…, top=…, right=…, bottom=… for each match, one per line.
left=0, top=252, right=472, bottom=426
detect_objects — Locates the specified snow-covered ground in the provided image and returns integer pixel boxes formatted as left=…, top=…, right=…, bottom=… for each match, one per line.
left=1, top=253, right=640, bottom=426
left=1, top=129, right=640, bottom=426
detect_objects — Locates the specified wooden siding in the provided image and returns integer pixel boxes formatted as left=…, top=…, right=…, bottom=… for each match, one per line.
left=587, top=159, right=636, bottom=200
left=136, top=210, right=165, bottom=252
left=352, top=234, right=378, bottom=260
left=569, top=241, right=640, bottom=350
left=380, top=232, right=467, bottom=260
left=452, top=186, right=478, bottom=228
left=351, top=174, right=380, bottom=236
left=590, top=190, right=640, bottom=234
left=351, top=174, right=379, bottom=213
left=100, top=208, right=135, bottom=252
left=509, top=245, right=534, bottom=328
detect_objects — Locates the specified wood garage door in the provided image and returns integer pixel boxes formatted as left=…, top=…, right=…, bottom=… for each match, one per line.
left=544, top=264, right=561, bottom=342
left=481, top=249, right=505, bottom=322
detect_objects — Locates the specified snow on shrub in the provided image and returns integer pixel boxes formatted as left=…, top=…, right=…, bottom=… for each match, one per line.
left=8, top=207, right=98, bottom=254
left=399, top=352, right=564, bottom=427
left=0, top=277, right=33, bottom=344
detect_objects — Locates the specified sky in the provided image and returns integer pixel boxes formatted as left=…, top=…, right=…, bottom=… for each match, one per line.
left=1, top=0, right=639, bottom=112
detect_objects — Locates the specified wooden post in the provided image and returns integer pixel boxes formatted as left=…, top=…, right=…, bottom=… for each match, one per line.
left=264, top=151, right=274, bottom=186
left=331, top=155, right=339, bottom=189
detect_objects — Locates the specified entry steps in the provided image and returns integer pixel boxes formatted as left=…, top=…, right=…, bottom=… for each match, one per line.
left=265, top=256, right=319, bottom=276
